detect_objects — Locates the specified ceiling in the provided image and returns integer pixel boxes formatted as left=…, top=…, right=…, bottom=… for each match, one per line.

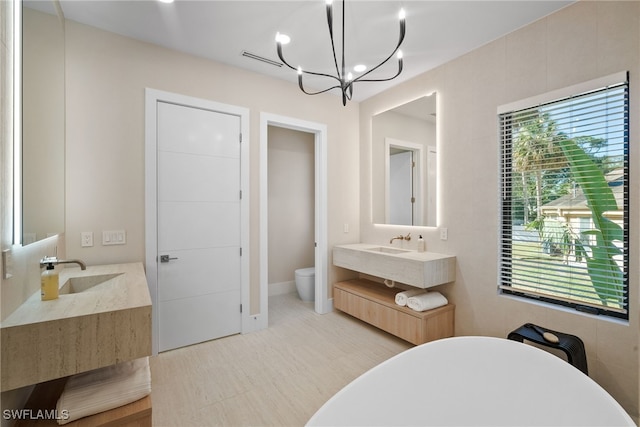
left=26, top=0, right=574, bottom=103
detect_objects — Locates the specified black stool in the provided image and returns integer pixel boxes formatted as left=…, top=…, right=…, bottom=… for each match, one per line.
left=508, top=323, right=588, bottom=375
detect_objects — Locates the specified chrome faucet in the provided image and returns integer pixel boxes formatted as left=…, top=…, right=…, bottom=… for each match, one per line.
left=389, top=233, right=411, bottom=244
left=40, top=256, right=87, bottom=270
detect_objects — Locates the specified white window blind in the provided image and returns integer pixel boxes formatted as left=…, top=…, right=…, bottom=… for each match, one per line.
left=499, top=74, right=629, bottom=319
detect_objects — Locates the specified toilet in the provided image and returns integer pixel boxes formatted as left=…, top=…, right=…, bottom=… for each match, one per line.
left=294, top=267, right=315, bottom=302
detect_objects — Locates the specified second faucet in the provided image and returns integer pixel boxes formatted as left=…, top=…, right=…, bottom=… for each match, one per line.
left=389, top=233, right=411, bottom=244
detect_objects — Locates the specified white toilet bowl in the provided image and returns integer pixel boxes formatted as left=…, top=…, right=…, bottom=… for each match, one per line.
left=295, top=267, right=315, bottom=302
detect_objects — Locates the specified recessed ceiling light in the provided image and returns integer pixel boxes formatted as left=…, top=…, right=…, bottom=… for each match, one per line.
left=158, top=0, right=174, bottom=4
left=353, top=64, right=367, bottom=73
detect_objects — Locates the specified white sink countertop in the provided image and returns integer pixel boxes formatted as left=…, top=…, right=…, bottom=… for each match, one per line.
left=333, top=243, right=456, bottom=288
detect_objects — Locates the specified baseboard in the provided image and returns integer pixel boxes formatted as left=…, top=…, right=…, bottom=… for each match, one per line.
left=269, top=281, right=296, bottom=296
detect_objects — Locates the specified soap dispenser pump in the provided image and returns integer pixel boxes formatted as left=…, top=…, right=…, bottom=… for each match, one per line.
left=41, top=262, right=59, bottom=301
left=417, top=235, right=426, bottom=252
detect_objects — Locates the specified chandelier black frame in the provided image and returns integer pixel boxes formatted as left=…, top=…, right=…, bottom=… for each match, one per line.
left=276, top=0, right=406, bottom=106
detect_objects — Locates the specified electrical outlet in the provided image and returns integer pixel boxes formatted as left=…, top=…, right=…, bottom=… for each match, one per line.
left=81, top=231, right=94, bottom=247
left=440, top=227, right=448, bottom=240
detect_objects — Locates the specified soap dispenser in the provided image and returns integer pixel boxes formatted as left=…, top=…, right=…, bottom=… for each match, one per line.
left=417, top=235, right=426, bottom=252
left=41, top=262, right=59, bottom=301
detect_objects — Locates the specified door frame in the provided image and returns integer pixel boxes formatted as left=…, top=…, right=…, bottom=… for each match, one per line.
left=145, top=88, right=250, bottom=355
left=260, top=113, right=330, bottom=323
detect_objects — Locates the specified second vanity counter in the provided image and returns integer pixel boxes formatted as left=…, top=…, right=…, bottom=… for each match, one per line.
left=1, top=262, right=152, bottom=392
left=333, top=243, right=456, bottom=288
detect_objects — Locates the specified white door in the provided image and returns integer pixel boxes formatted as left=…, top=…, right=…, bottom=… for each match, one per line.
left=157, top=101, right=242, bottom=352
left=389, top=150, right=414, bottom=225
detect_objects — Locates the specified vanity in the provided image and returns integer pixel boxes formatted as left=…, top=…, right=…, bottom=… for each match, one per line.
left=333, top=244, right=455, bottom=345
left=1, top=263, right=153, bottom=426
left=1, top=262, right=152, bottom=392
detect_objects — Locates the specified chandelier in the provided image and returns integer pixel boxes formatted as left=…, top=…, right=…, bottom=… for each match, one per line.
left=276, top=0, right=406, bottom=106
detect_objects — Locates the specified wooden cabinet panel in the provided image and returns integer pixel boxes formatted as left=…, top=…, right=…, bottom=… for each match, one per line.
left=334, top=279, right=454, bottom=345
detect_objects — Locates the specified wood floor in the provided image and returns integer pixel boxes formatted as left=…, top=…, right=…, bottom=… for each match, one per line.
left=149, top=292, right=412, bottom=426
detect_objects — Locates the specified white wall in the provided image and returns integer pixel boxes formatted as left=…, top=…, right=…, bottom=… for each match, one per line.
left=360, top=1, right=639, bottom=419
left=267, top=126, right=315, bottom=288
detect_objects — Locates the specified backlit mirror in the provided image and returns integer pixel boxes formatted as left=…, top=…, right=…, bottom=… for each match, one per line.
left=21, top=2, right=65, bottom=245
left=371, top=94, right=437, bottom=226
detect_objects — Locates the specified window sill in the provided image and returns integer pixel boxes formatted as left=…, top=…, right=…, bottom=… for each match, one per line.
left=498, top=292, right=630, bottom=327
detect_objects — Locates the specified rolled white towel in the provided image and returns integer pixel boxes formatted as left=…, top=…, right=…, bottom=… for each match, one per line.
left=56, top=357, right=151, bottom=425
left=395, top=289, right=425, bottom=306
left=407, top=292, right=448, bottom=312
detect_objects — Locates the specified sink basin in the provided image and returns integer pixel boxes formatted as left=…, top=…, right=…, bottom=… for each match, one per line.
left=59, top=273, right=123, bottom=294
left=333, top=243, right=456, bottom=288
left=365, top=246, right=411, bottom=254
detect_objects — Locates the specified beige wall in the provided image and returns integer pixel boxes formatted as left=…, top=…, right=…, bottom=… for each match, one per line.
left=360, top=1, right=639, bottom=419
left=267, top=126, right=315, bottom=286
left=63, top=20, right=360, bottom=313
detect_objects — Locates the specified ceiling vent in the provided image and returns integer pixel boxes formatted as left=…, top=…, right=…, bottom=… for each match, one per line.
left=241, top=51, right=283, bottom=68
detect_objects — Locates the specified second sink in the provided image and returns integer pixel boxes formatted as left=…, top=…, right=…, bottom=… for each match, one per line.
left=365, top=246, right=411, bottom=254
left=333, top=243, right=456, bottom=288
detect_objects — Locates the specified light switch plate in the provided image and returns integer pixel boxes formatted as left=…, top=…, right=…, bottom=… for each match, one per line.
left=102, top=230, right=126, bottom=245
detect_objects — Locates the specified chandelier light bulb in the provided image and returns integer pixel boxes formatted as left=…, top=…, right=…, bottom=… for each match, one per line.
left=399, top=8, right=406, bottom=21
left=397, top=50, right=403, bottom=59
left=297, top=66, right=303, bottom=75
left=326, top=0, right=333, bottom=5
left=353, top=64, right=367, bottom=72
left=275, top=32, right=290, bottom=45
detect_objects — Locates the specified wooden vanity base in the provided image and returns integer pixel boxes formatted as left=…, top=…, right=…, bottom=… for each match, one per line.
left=14, top=377, right=151, bottom=427
left=334, top=279, right=455, bottom=345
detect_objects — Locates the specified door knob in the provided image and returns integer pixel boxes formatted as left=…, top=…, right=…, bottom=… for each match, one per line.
left=160, top=255, right=178, bottom=263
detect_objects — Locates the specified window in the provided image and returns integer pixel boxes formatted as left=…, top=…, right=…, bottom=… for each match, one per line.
left=498, top=73, right=629, bottom=319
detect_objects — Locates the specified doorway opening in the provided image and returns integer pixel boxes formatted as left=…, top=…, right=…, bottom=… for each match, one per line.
left=259, top=113, right=330, bottom=328
left=267, top=126, right=315, bottom=300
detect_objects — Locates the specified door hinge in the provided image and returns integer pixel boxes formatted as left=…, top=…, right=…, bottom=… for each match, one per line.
left=240, top=247, right=243, bottom=256
left=240, top=304, right=243, bottom=313
left=239, top=190, right=242, bottom=200
left=239, top=133, right=242, bottom=143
